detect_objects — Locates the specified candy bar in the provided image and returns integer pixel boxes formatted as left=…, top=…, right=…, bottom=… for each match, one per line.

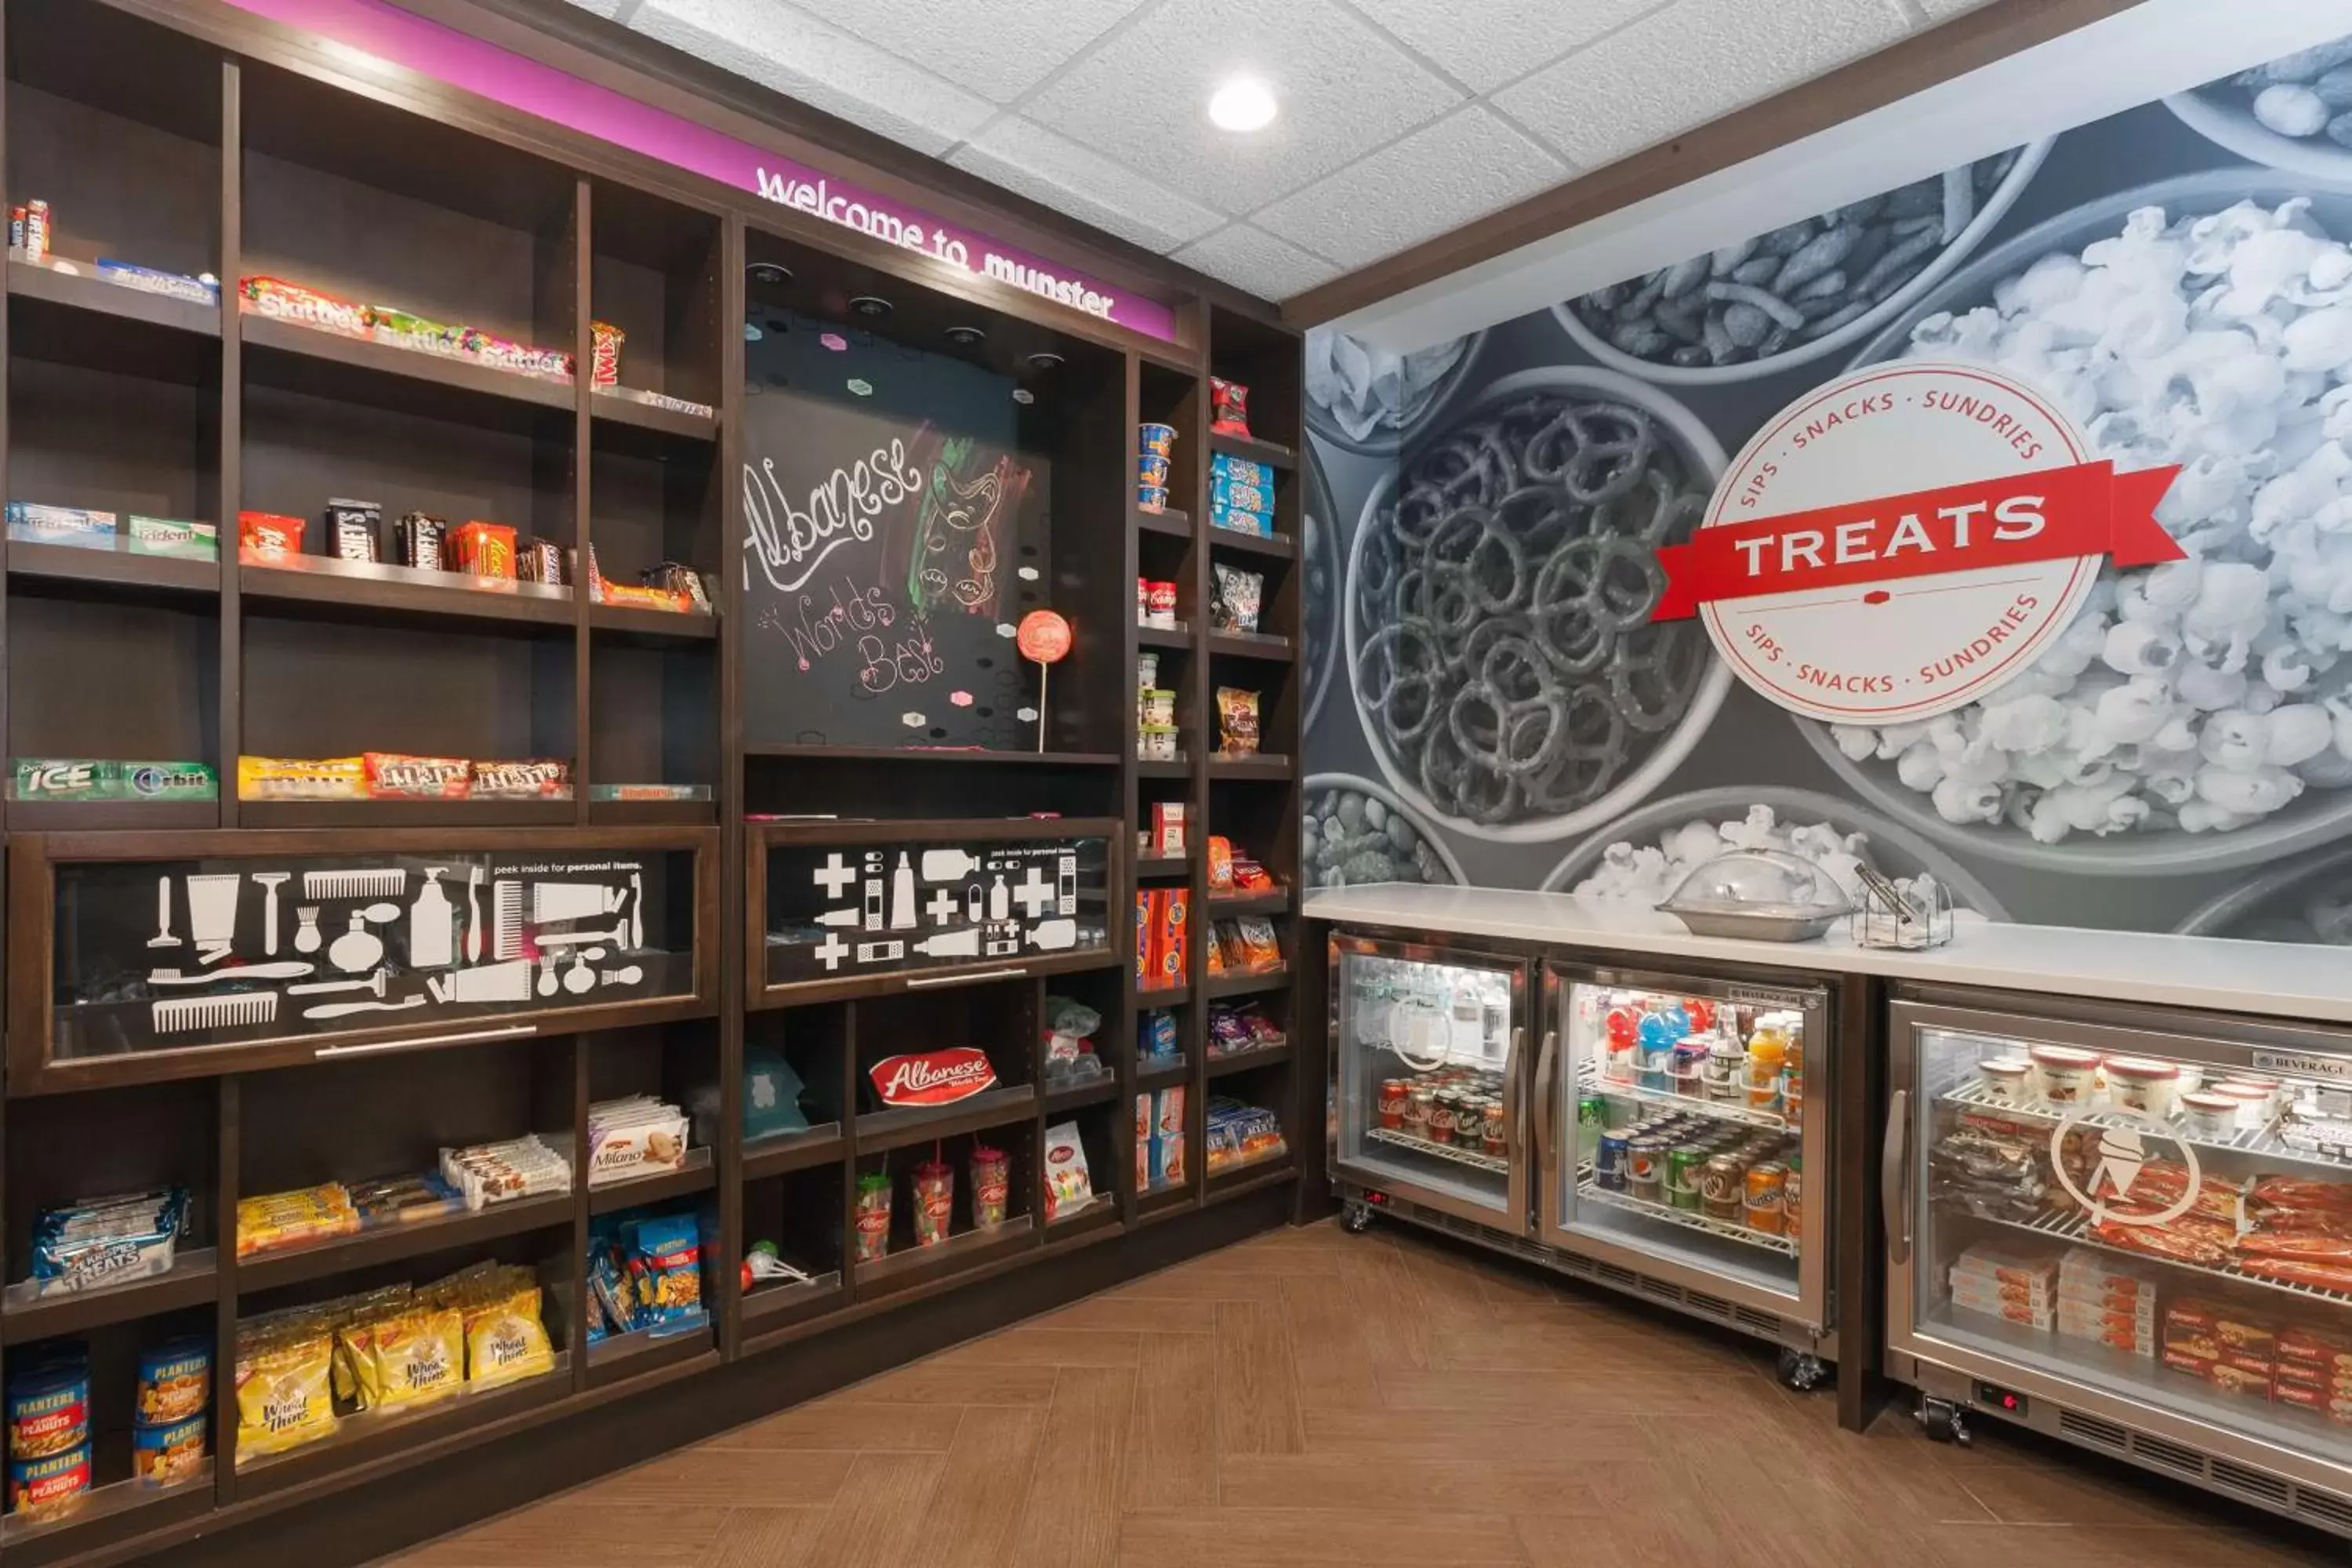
left=238, top=510, right=304, bottom=560
left=21, top=199, right=49, bottom=266
left=472, top=757, right=570, bottom=800
left=7, top=502, right=116, bottom=548
left=590, top=319, right=624, bottom=387
left=365, top=305, right=463, bottom=356
left=238, top=754, right=366, bottom=801
left=451, top=520, right=517, bottom=579
left=127, top=516, right=217, bottom=559
left=326, top=498, right=380, bottom=563
left=238, top=275, right=368, bottom=336
left=517, top=535, right=565, bottom=585
left=364, top=752, right=470, bottom=800
left=96, top=259, right=219, bottom=306
left=441, top=1134, right=573, bottom=1210
left=28, top=1189, right=185, bottom=1297
left=396, top=511, right=447, bottom=572
left=459, top=325, right=572, bottom=379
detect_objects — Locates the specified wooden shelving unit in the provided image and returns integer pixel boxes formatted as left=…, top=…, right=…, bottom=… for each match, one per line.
left=0, top=2, right=1303, bottom=1563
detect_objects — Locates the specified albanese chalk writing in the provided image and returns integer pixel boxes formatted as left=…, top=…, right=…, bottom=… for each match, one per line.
left=742, top=441, right=924, bottom=594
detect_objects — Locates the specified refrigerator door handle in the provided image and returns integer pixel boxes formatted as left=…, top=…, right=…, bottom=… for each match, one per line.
left=1882, top=1087, right=1913, bottom=1266
left=1531, top=1027, right=1559, bottom=1175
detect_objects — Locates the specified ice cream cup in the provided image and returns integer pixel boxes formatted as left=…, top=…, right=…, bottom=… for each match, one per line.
left=1979, top=1058, right=2034, bottom=1106
left=2179, top=1091, right=2240, bottom=1139
left=2103, top=1057, right=2183, bottom=1120
left=2028, top=1044, right=2101, bottom=1107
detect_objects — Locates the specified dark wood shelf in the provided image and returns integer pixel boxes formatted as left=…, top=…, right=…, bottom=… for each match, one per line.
left=241, top=312, right=575, bottom=426
left=586, top=1147, right=716, bottom=1215
left=1134, top=854, right=1192, bottom=879
left=739, top=1273, right=848, bottom=1342
left=1136, top=1056, right=1188, bottom=1088
left=1042, top=1200, right=1123, bottom=1247
left=853, top=1214, right=1038, bottom=1299
left=1208, top=754, right=1294, bottom=780
left=1136, top=1181, right=1194, bottom=1221
left=235, top=799, right=579, bottom=829
left=1134, top=505, right=1192, bottom=539
left=588, top=601, right=717, bottom=641
left=1136, top=758, right=1189, bottom=779
left=1209, top=431, right=1297, bottom=473
left=1205, top=1159, right=1296, bottom=1201
left=1136, top=622, right=1193, bottom=650
left=586, top=1323, right=717, bottom=1383
left=236, top=1192, right=573, bottom=1293
left=8, top=539, right=220, bottom=601
left=1208, top=632, right=1294, bottom=662
left=235, top=1358, right=573, bottom=1499
left=1, top=1465, right=216, bottom=1568
left=586, top=797, right=716, bottom=826
left=9, top=257, right=220, bottom=339
left=1205, top=528, right=1296, bottom=561
left=742, top=1126, right=847, bottom=1181
left=1207, top=888, right=1292, bottom=915
left=745, top=744, right=1121, bottom=768
left=5, top=799, right=221, bottom=832
left=1205, top=967, right=1290, bottom=1000
left=1, top=1249, right=218, bottom=1344
left=240, top=559, right=578, bottom=633
left=1207, top=1043, right=1293, bottom=1079
left=853, top=1084, right=1039, bottom=1153
left=1042, top=1075, right=1118, bottom=1112
left=590, top=387, right=718, bottom=441
left=1135, top=984, right=1190, bottom=1008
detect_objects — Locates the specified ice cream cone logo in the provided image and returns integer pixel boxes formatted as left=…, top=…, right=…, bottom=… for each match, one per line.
left=2047, top=1111, right=2200, bottom=1229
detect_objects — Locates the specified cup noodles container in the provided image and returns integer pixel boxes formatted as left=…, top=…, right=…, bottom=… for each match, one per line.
left=2178, top=1091, right=2241, bottom=1139
left=2028, top=1044, right=2101, bottom=1107
left=2103, top=1057, right=2183, bottom=1120
left=1977, top=1058, right=2033, bottom=1106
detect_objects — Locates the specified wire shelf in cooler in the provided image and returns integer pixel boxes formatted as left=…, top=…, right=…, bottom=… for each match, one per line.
left=1938, top=1079, right=2324, bottom=1166
left=1577, top=1059, right=1795, bottom=1136
left=1953, top=1202, right=2352, bottom=1311
left=1365, top=1126, right=1511, bottom=1177
left=1575, top=1174, right=1799, bottom=1259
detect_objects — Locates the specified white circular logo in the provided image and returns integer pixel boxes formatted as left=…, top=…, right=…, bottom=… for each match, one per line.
left=2045, top=1111, right=2202, bottom=1229
left=1653, top=362, right=2182, bottom=724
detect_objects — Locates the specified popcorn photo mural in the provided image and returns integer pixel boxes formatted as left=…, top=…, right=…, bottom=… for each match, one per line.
left=1305, top=27, right=2352, bottom=943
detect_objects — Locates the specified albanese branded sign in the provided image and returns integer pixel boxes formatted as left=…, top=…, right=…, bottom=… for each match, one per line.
left=869, top=1047, right=997, bottom=1109
left=1659, top=362, right=2184, bottom=724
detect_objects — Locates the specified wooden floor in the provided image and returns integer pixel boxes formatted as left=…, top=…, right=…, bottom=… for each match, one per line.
left=388, top=1221, right=2343, bottom=1567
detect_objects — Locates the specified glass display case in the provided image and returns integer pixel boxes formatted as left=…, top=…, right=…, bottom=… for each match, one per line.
left=750, top=818, right=1118, bottom=1004
left=1328, top=934, right=1528, bottom=1231
left=1888, top=989, right=2352, bottom=1517
left=1541, top=961, right=1832, bottom=1338
left=8, top=830, right=716, bottom=1090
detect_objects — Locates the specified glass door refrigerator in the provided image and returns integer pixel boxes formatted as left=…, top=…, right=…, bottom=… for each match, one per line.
left=1886, top=985, right=2352, bottom=1539
left=1539, top=960, right=1835, bottom=1387
left=1328, top=933, right=1531, bottom=1241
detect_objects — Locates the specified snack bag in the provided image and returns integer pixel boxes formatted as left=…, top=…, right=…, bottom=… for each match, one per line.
left=1207, top=836, right=1234, bottom=891
left=1043, top=1121, right=1095, bottom=1220
left=1211, top=562, right=1264, bottom=633
left=372, top=1305, right=464, bottom=1410
left=1210, top=376, right=1251, bottom=437
left=625, top=1214, right=703, bottom=1330
left=234, top=1331, right=337, bottom=1459
left=1235, top=916, right=1282, bottom=974
left=1216, top=688, right=1261, bottom=756
left=459, top=1276, right=556, bottom=1391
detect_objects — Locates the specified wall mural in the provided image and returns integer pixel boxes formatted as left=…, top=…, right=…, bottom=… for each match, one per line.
left=739, top=312, right=1044, bottom=751
left=1305, top=33, right=2352, bottom=944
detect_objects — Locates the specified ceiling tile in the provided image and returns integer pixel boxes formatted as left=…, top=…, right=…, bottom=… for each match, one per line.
left=632, top=0, right=994, bottom=158
left=1915, top=0, right=1997, bottom=16
left=1171, top=223, right=1340, bottom=299
left=948, top=118, right=1225, bottom=252
left=785, top=0, right=1149, bottom=103
left=560, top=0, right=633, bottom=17
left=1344, top=0, right=1672, bottom=94
left=1254, top=106, right=1568, bottom=268
left=1022, top=0, right=1463, bottom=216
left=1492, top=0, right=1911, bottom=169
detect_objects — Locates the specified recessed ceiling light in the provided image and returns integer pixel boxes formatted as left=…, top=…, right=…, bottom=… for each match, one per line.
left=1207, top=78, right=1277, bottom=133
left=849, top=295, right=892, bottom=318
left=1011, top=388, right=1035, bottom=405
left=946, top=325, right=986, bottom=346
left=1024, top=351, right=1065, bottom=370
left=747, top=261, right=790, bottom=285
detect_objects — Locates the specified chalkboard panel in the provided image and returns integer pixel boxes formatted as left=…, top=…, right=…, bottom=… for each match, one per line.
left=739, top=311, right=1058, bottom=750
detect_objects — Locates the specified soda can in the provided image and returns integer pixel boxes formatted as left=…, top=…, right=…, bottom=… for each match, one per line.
left=1595, top=1134, right=1629, bottom=1192
left=1667, top=1145, right=1706, bottom=1211
left=1744, top=1162, right=1787, bottom=1235
left=1627, top=1136, right=1668, bottom=1204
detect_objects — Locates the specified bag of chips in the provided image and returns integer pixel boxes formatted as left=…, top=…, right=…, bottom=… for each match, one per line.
left=1234, top=916, right=1282, bottom=974
left=1216, top=688, right=1260, bottom=756
left=1211, top=563, right=1263, bottom=633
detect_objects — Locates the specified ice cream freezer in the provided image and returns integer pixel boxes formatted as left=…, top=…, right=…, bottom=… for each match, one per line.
left=1327, top=930, right=1839, bottom=1388
left=1885, top=984, right=2352, bottom=1537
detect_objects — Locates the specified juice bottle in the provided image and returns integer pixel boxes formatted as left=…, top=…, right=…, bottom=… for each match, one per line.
left=1780, top=1017, right=1804, bottom=1131
left=1745, top=1018, right=1787, bottom=1113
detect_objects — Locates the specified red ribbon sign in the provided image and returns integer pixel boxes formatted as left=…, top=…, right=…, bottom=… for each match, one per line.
left=1651, top=461, right=2183, bottom=622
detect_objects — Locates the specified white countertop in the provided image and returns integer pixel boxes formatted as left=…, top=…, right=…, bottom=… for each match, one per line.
left=1303, top=884, right=2352, bottom=1027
